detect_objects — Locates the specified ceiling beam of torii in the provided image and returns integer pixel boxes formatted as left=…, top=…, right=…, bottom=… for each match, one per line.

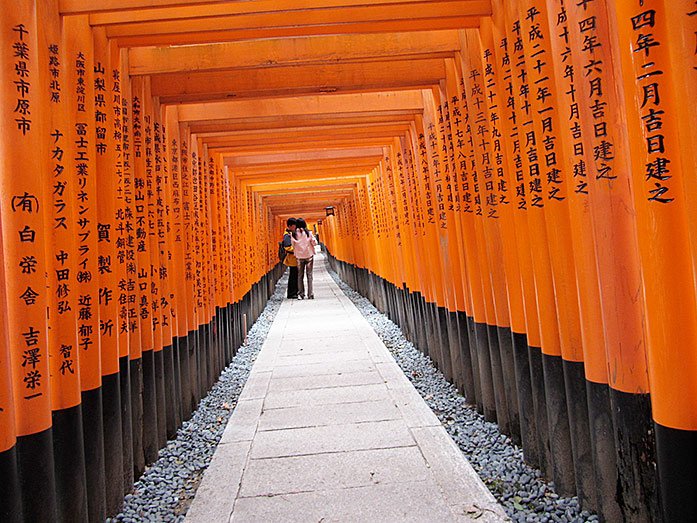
left=128, top=31, right=460, bottom=75
left=226, top=148, right=385, bottom=167
left=202, top=125, right=411, bottom=147
left=176, top=91, right=425, bottom=121
left=84, top=0, right=490, bottom=23
left=210, top=137, right=403, bottom=155
left=186, top=113, right=420, bottom=134
left=230, top=163, right=380, bottom=180
left=59, top=0, right=490, bottom=15
left=231, top=158, right=380, bottom=175
left=151, top=58, right=447, bottom=103
left=184, top=114, right=418, bottom=135
left=69, top=1, right=489, bottom=47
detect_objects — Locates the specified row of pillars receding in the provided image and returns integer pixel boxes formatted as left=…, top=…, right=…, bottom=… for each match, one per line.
left=317, top=1, right=697, bottom=522
left=1, top=1, right=289, bottom=521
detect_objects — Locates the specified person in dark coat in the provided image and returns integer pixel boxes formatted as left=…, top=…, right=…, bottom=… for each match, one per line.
left=282, top=218, right=299, bottom=298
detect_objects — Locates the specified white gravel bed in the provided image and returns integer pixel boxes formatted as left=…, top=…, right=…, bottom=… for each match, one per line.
left=108, top=273, right=287, bottom=523
left=327, top=268, right=597, bottom=523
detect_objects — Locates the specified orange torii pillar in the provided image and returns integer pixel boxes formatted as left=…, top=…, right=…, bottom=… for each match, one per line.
left=35, top=1, right=91, bottom=521
left=1, top=2, right=57, bottom=520
left=113, top=47, right=135, bottom=494
left=611, top=1, right=697, bottom=519
left=64, top=15, right=108, bottom=521
left=94, top=26, right=125, bottom=515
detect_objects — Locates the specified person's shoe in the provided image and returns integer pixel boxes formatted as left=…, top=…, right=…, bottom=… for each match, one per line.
left=297, top=295, right=304, bottom=300
left=308, top=295, right=314, bottom=299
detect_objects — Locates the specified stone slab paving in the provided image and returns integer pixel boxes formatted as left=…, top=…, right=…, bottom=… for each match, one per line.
left=186, top=254, right=508, bottom=523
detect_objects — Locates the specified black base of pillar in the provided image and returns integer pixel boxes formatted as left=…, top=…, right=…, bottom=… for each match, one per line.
left=102, top=371, right=124, bottom=516
left=487, top=324, right=510, bottom=435
left=52, top=404, right=88, bottom=522
left=511, top=332, right=539, bottom=468
left=528, top=346, right=551, bottom=477
left=141, top=350, right=159, bottom=465
left=586, top=381, right=622, bottom=522
left=119, top=356, right=134, bottom=494
left=562, top=360, right=595, bottom=511
left=655, top=422, right=697, bottom=522
left=610, top=389, right=659, bottom=522
left=81, top=387, right=106, bottom=522
left=130, top=357, right=145, bottom=478
left=497, top=326, right=521, bottom=446
left=541, top=353, right=575, bottom=497
left=0, top=445, right=22, bottom=522
left=474, top=321, right=496, bottom=422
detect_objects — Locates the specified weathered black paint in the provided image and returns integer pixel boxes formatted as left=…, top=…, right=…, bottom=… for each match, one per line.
left=141, top=349, right=159, bottom=465
left=437, top=307, right=453, bottom=382
left=119, top=355, right=134, bottom=493
left=187, top=330, right=200, bottom=414
left=561, top=360, right=596, bottom=511
left=497, top=326, right=520, bottom=446
left=129, top=357, right=145, bottom=478
left=528, top=345, right=551, bottom=477
left=446, top=312, right=463, bottom=392
left=456, top=313, right=476, bottom=404
left=102, top=371, right=124, bottom=515
left=176, top=335, right=192, bottom=421
left=511, top=332, right=540, bottom=468
left=541, top=353, right=575, bottom=497
left=163, top=343, right=179, bottom=439
left=486, top=324, right=509, bottom=434
left=586, top=380, right=622, bottom=522
left=17, top=428, right=58, bottom=522
left=52, top=404, right=88, bottom=522
left=154, top=348, right=167, bottom=448
left=474, top=321, right=496, bottom=422
left=465, top=315, right=483, bottom=414
left=81, top=387, right=106, bottom=522
left=609, top=389, right=659, bottom=522
left=655, top=423, right=697, bottom=522
left=0, top=446, right=22, bottom=523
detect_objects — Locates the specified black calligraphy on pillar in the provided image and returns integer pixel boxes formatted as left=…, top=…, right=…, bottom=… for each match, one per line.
left=524, top=5, right=566, bottom=204
left=48, top=44, right=61, bottom=103
left=12, top=24, right=32, bottom=135
left=572, top=0, right=614, bottom=192
left=628, top=3, right=673, bottom=203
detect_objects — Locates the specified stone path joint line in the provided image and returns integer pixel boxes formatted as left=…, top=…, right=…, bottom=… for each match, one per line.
left=186, top=254, right=508, bottom=523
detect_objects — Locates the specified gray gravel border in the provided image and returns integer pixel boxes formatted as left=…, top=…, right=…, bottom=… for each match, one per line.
left=327, top=267, right=597, bottom=523
left=109, top=273, right=287, bottom=523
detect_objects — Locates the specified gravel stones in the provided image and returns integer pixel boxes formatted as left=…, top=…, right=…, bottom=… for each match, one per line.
left=327, top=269, right=596, bottom=523
left=108, top=274, right=287, bottom=523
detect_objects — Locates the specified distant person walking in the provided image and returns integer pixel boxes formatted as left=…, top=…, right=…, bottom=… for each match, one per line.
left=291, top=217, right=318, bottom=299
left=282, top=218, right=299, bottom=299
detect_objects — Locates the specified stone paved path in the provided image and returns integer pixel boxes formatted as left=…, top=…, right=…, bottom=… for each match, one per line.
left=185, top=253, right=508, bottom=522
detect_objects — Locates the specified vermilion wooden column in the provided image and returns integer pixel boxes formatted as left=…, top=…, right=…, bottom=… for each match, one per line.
left=37, top=0, right=89, bottom=520
left=63, top=14, right=106, bottom=521
left=113, top=46, right=134, bottom=496
left=610, top=1, right=697, bottom=519
left=1, top=1, right=58, bottom=520
left=564, top=1, right=658, bottom=519
left=0, top=214, right=22, bottom=523
left=93, top=26, right=124, bottom=515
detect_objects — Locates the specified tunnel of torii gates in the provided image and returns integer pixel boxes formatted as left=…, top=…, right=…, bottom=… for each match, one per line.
left=0, top=0, right=695, bottom=521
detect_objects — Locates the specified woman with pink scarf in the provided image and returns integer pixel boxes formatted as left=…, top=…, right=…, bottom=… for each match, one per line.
left=291, top=218, right=318, bottom=299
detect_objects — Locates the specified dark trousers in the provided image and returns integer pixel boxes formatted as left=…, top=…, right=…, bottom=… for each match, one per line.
left=287, top=266, right=299, bottom=298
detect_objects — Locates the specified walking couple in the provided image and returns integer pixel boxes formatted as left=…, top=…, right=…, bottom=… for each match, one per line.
left=282, top=217, right=318, bottom=300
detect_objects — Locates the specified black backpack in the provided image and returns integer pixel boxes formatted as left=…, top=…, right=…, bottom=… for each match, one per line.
left=278, top=240, right=287, bottom=263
